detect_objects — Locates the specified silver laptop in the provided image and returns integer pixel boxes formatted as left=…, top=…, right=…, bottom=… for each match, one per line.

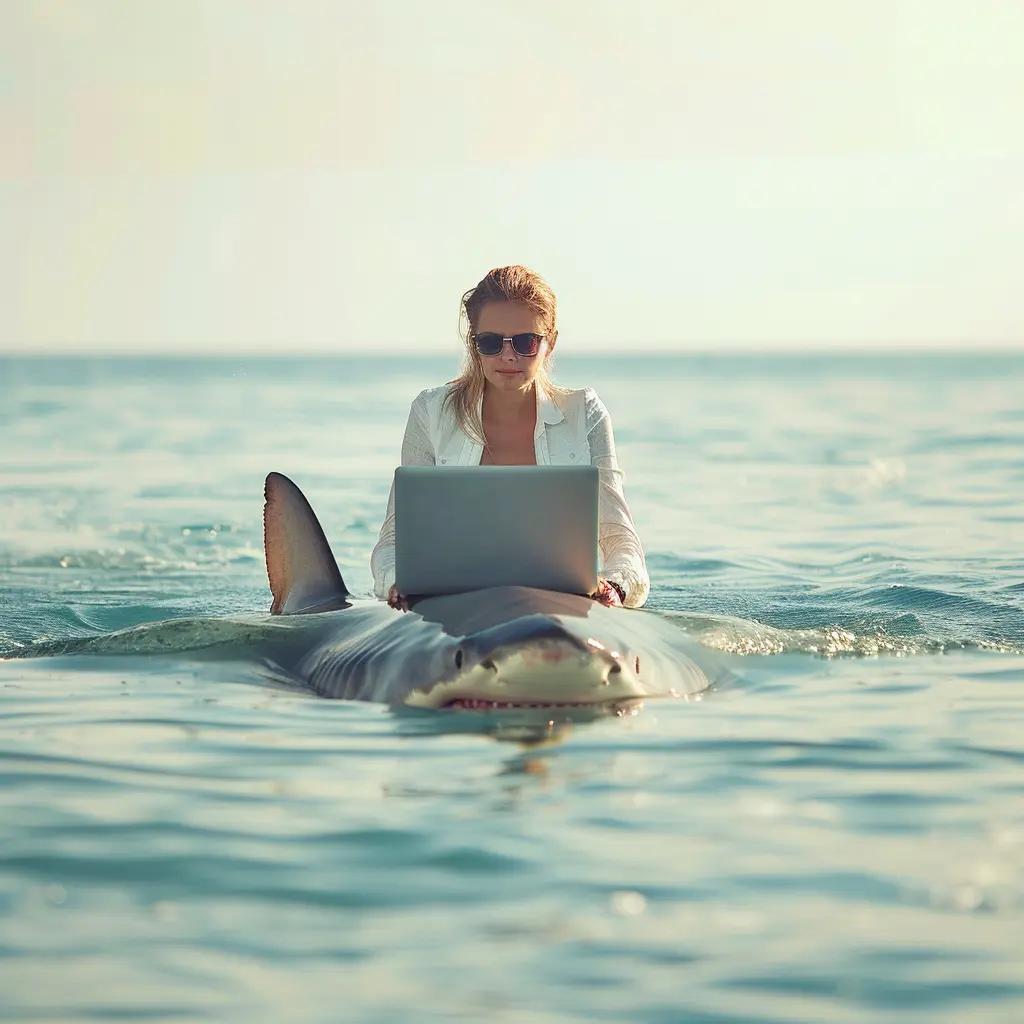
left=395, top=465, right=599, bottom=596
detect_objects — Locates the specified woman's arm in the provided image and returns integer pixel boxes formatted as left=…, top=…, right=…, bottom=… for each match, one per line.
left=370, top=394, right=434, bottom=599
left=586, top=391, right=651, bottom=608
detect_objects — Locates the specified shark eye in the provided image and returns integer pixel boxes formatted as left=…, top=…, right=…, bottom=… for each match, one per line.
left=454, top=649, right=464, bottom=669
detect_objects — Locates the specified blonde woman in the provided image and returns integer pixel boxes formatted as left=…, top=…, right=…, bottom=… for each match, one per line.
left=371, top=265, right=650, bottom=612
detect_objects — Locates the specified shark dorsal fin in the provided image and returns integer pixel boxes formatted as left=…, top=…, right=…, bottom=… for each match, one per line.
left=264, top=472, right=350, bottom=615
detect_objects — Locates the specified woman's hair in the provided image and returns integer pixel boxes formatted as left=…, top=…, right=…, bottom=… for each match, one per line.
left=443, top=265, right=570, bottom=446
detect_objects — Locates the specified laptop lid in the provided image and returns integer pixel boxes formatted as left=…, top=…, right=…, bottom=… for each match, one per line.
left=395, top=465, right=599, bottom=597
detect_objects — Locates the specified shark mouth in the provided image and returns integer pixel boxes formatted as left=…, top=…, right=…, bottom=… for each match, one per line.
left=445, top=697, right=605, bottom=710
left=443, top=697, right=645, bottom=718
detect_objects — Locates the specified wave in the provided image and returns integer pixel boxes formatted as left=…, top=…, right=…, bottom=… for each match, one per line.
left=1, top=614, right=298, bottom=660
left=658, top=610, right=1024, bottom=657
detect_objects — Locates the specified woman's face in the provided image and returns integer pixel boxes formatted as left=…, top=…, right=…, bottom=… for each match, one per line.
left=474, top=301, right=554, bottom=394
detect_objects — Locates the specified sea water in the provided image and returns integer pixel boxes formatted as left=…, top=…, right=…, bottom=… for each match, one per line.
left=1, top=353, right=1022, bottom=1023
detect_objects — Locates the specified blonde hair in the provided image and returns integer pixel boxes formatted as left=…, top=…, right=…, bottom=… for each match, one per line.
left=443, top=265, right=570, bottom=445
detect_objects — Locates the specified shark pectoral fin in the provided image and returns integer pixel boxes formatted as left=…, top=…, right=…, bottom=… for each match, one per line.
left=264, top=472, right=350, bottom=615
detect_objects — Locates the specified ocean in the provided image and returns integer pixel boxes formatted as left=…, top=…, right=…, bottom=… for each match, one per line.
left=1, top=352, right=1022, bottom=1022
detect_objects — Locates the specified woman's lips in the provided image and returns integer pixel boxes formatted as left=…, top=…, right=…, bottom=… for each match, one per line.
left=497, top=369, right=523, bottom=375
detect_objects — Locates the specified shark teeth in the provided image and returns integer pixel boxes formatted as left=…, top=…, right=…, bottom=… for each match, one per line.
left=446, top=698, right=594, bottom=711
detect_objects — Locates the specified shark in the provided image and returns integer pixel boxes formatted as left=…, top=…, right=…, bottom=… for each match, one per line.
left=262, top=472, right=719, bottom=711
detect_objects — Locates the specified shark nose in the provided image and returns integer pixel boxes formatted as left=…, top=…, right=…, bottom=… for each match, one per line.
left=466, top=614, right=587, bottom=661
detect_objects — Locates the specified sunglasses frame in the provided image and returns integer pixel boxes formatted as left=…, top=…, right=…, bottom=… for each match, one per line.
left=472, top=332, right=546, bottom=357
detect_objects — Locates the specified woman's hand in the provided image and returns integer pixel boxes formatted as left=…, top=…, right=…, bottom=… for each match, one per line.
left=387, top=584, right=412, bottom=612
left=592, top=577, right=624, bottom=607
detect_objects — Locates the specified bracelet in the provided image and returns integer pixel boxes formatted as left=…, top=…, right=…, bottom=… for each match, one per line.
left=608, top=580, right=626, bottom=604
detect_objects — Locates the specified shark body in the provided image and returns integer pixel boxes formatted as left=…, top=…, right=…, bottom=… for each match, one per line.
left=263, top=472, right=718, bottom=710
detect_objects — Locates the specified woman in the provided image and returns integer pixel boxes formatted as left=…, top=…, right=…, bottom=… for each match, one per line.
left=371, top=265, right=650, bottom=611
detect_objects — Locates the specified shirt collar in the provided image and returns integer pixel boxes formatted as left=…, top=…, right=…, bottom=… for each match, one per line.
left=537, top=388, right=564, bottom=427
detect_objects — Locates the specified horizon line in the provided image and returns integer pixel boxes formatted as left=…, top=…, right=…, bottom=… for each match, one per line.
left=1, top=345, right=1022, bottom=359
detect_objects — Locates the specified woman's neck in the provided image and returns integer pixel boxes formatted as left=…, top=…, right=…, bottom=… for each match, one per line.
left=483, top=380, right=536, bottom=419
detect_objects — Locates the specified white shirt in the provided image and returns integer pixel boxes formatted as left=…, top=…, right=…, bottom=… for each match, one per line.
left=370, top=383, right=651, bottom=607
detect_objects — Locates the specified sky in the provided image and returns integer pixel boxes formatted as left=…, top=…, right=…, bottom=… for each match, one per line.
left=1, top=0, right=1022, bottom=353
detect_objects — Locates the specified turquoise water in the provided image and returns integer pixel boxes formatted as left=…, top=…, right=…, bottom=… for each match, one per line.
left=1, top=353, right=1023, bottom=1022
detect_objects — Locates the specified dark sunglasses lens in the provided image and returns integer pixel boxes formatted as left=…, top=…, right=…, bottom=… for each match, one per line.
left=512, top=334, right=541, bottom=356
left=474, top=333, right=503, bottom=355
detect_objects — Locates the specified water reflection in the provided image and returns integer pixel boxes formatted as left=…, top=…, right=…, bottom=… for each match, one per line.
left=388, top=699, right=644, bottom=746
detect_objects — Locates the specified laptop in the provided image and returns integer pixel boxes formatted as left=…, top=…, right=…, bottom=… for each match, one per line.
left=395, top=465, right=599, bottom=596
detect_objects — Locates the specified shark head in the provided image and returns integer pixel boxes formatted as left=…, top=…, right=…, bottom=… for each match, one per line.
left=399, top=608, right=649, bottom=711
left=382, top=583, right=706, bottom=712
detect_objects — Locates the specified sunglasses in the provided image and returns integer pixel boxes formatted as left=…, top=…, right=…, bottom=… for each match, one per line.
left=472, top=332, right=546, bottom=357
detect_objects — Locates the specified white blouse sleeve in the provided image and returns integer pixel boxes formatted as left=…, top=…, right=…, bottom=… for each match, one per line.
left=585, top=390, right=651, bottom=608
left=370, top=392, right=435, bottom=599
